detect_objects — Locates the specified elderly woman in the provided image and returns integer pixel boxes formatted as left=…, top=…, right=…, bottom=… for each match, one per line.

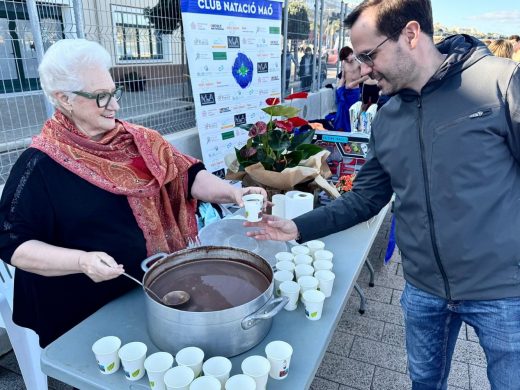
left=0, top=39, right=266, bottom=347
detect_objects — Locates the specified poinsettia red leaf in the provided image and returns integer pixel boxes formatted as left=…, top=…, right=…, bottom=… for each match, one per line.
left=284, top=92, right=309, bottom=100
left=265, top=97, right=281, bottom=106
left=287, top=116, right=308, bottom=127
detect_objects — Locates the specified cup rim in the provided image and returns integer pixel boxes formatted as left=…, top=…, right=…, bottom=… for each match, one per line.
left=303, top=289, right=326, bottom=302
left=225, top=374, right=256, bottom=389
left=175, top=346, right=204, bottom=365
left=241, top=355, right=271, bottom=376
left=164, top=365, right=195, bottom=386
left=118, top=342, right=147, bottom=362
left=144, top=351, right=174, bottom=372
left=92, top=336, right=121, bottom=355
left=242, top=194, right=264, bottom=201
left=265, top=340, right=293, bottom=360
left=203, top=356, right=232, bottom=376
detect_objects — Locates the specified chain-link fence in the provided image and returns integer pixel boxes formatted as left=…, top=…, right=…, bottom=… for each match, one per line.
left=0, top=0, right=357, bottom=184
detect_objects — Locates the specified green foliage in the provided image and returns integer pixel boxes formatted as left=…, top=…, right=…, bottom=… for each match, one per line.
left=284, top=1, right=311, bottom=41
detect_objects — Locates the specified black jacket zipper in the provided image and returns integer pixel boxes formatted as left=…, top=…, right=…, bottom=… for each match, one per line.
left=417, top=97, right=451, bottom=299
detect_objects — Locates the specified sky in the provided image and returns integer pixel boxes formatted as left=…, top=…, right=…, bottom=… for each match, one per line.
left=431, top=0, right=520, bottom=36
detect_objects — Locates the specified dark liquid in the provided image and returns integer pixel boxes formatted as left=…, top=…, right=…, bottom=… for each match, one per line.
left=152, top=259, right=270, bottom=312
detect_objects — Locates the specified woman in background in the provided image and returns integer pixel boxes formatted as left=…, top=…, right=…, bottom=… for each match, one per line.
left=488, top=39, right=513, bottom=59
left=334, top=46, right=362, bottom=132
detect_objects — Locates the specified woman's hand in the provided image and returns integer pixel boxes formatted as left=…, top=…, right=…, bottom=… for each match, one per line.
left=244, top=215, right=299, bottom=241
left=234, top=186, right=270, bottom=210
left=78, top=251, right=124, bottom=283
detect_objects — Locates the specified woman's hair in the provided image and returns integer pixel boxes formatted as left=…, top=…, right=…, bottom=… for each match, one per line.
left=339, top=46, right=354, bottom=61
left=38, top=39, right=112, bottom=106
left=488, top=39, right=513, bottom=59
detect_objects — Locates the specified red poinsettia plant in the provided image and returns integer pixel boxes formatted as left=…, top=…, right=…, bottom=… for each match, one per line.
left=236, top=92, right=323, bottom=172
left=336, top=174, right=356, bottom=194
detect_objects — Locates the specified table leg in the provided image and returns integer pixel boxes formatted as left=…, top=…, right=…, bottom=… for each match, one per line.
left=365, top=260, right=375, bottom=287
left=354, top=283, right=366, bottom=315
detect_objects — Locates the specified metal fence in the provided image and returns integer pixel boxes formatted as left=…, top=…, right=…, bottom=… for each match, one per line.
left=0, top=0, right=356, bottom=183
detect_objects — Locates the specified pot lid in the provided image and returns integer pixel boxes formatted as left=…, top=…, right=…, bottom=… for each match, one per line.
left=198, top=218, right=287, bottom=266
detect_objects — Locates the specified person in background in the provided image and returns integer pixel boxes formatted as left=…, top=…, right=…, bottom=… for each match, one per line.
left=245, top=0, right=520, bottom=388
left=508, top=35, right=520, bottom=61
left=298, top=47, right=314, bottom=91
left=334, top=46, right=362, bottom=132
left=488, top=39, right=513, bottom=59
left=283, top=48, right=298, bottom=92
left=349, top=79, right=380, bottom=136
left=0, top=39, right=267, bottom=348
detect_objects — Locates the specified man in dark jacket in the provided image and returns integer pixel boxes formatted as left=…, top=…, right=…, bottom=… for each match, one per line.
left=245, top=0, right=520, bottom=389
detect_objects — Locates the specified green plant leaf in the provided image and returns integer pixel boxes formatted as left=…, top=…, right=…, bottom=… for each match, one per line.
left=288, top=129, right=315, bottom=150
left=262, top=105, right=300, bottom=118
left=238, top=123, right=254, bottom=131
left=284, top=150, right=304, bottom=168
left=296, top=143, right=324, bottom=159
left=269, top=129, right=291, bottom=152
left=106, top=362, right=115, bottom=372
left=131, top=369, right=140, bottom=377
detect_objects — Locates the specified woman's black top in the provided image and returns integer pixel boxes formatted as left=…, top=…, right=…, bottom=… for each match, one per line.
left=0, top=148, right=204, bottom=347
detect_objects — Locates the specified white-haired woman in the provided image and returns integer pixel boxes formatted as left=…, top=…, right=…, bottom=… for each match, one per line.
left=0, top=39, right=267, bottom=347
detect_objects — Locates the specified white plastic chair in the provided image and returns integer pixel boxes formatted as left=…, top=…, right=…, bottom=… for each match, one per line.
left=0, top=261, right=48, bottom=390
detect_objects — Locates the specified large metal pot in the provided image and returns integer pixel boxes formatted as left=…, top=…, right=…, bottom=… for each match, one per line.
left=141, top=246, right=287, bottom=357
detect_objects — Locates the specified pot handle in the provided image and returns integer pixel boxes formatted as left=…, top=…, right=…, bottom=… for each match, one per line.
left=140, top=252, right=169, bottom=272
left=241, top=296, right=289, bottom=330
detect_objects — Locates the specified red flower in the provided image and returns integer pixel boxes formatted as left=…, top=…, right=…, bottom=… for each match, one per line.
left=287, top=116, right=308, bottom=128
left=265, top=97, right=281, bottom=106
left=284, top=92, right=309, bottom=100
left=248, top=121, right=267, bottom=137
left=274, top=120, right=294, bottom=133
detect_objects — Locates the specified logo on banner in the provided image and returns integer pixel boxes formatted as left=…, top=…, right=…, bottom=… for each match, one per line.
left=213, top=52, right=227, bottom=60
left=227, top=36, right=240, bottom=48
left=257, top=62, right=269, bottom=73
left=234, top=113, right=247, bottom=126
left=200, top=92, right=216, bottom=106
left=269, top=26, right=280, bottom=34
left=211, top=24, right=224, bottom=30
left=232, top=53, right=254, bottom=89
left=219, top=107, right=231, bottom=113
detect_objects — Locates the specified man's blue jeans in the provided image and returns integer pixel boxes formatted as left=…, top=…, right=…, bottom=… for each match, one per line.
left=400, top=282, right=520, bottom=390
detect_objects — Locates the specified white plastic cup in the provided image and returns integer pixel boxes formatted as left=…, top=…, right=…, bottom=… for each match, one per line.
left=273, top=270, right=294, bottom=296
left=190, top=375, right=221, bottom=390
left=92, top=336, right=121, bottom=375
left=243, top=194, right=264, bottom=222
left=144, top=352, right=174, bottom=390
left=265, top=340, right=293, bottom=380
left=202, top=356, right=232, bottom=389
left=118, top=341, right=147, bottom=381
left=164, top=366, right=195, bottom=390
left=275, top=252, right=294, bottom=263
left=314, top=270, right=336, bottom=298
left=314, top=249, right=333, bottom=262
left=271, top=194, right=286, bottom=218
left=275, top=260, right=295, bottom=274
left=291, top=245, right=310, bottom=257
left=305, top=240, right=325, bottom=256
left=279, top=280, right=300, bottom=311
left=225, top=374, right=256, bottom=390
left=241, top=355, right=271, bottom=390
left=176, top=347, right=205, bottom=378
left=293, top=254, right=313, bottom=266
left=294, top=264, right=314, bottom=280
left=313, top=260, right=333, bottom=272
left=302, top=289, right=326, bottom=320
left=297, top=275, right=319, bottom=297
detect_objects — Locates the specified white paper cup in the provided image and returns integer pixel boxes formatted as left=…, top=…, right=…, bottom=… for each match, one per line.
left=275, top=251, right=294, bottom=263
left=118, top=341, right=147, bottom=381
left=293, top=254, right=313, bottom=266
left=305, top=240, right=325, bottom=256
left=92, top=336, right=121, bottom=375
left=164, top=366, right=195, bottom=390
left=291, top=245, right=310, bottom=256
left=144, top=352, right=174, bottom=390
left=225, top=374, right=256, bottom=390
left=265, top=340, right=293, bottom=380
left=273, top=270, right=294, bottom=296
left=176, top=347, right=205, bottom=378
left=190, top=375, right=221, bottom=390
left=279, top=280, right=300, bottom=311
left=314, top=249, right=333, bottom=262
left=271, top=194, right=286, bottom=218
left=314, top=270, right=336, bottom=298
left=302, top=289, right=326, bottom=320
left=313, top=260, right=333, bottom=272
left=243, top=194, right=264, bottom=222
left=275, top=260, right=295, bottom=274
left=241, top=355, right=270, bottom=390
left=202, top=356, right=232, bottom=388
left=297, top=275, right=319, bottom=298
left=294, top=264, right=314, bottom=280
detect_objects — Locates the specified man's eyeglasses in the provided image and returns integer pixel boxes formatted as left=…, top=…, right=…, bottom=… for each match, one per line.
left=72, top=87, right=124, bottom=109
left=354, top=29, right=402, bottom=67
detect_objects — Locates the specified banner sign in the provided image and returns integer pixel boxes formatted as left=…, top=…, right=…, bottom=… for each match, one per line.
left=181, top=0, right=283, bottom=176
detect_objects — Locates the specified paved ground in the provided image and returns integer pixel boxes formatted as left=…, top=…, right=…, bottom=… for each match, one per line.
left=0, top=210, right=492, bottom=389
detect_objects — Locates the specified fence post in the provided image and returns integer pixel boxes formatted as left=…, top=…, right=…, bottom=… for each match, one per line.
left=26, top=0, right=54, bottom=118
left=281, top=0, right=289, bottom=97
left=311, top=0, right=319, bottom=92
left=315, top=0, right=325, bottom=92
left=72, top=0, right=86, bottom=39
left=337, top=1, right=345, bottom=76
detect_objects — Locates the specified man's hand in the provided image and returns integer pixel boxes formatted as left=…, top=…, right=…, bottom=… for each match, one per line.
left=244, top=215, right=299, bottom=241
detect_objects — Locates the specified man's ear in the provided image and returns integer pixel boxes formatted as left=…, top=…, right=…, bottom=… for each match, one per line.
left=403, top=21, right=421, bottom=49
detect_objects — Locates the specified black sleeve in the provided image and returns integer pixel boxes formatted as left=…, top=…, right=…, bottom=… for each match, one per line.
left=0, top=150, right=56, bottom=263
left=187, top=162, right=206, bottom=198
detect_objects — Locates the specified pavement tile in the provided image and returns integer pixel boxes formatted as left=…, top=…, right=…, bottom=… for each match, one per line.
left=357, top=269, right=406, bottom=291
left=316, top=352, right=375, bottom=390
left=349, top=336, right=408, bottom=373
left=468, top=364, right=491, bottom=390
left=458, top=323, right=467, bottom=340
left=371, top=366, right=411, bottom=390
left=310, top=376, right=340, bottom=390
left=337, top=312, right=385, bottom=341
left=396, top=263, right=403, bottom=276
left=448, top=360, right=470, bottom=389
left=390, top=289, right=402, bottom=306
left=327, top=330, right=355, bottom=357
left=0, top=352, right=20, bottom=375
left=466, top=324, right=479, bottom=343
left=48, top=376, right=74, bottom=390
left=453, top=339, right=487, bottom=367
left=344, top=297, right=405, bottom=327
left=0, top=367, right=25, bottom=390
left=355, top=282, right=393, bottom=304
left=381, top=322, right=406, bottom=347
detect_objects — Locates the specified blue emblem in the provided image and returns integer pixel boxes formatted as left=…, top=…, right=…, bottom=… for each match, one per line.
left=232, top=53, right=254, bottom=89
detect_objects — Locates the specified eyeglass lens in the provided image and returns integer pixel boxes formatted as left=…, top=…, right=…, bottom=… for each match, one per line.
left=96, top=88, right=123, bottom=108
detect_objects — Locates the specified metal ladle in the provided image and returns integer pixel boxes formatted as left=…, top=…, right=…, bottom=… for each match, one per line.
left=100, top=259, right=190, bottom=307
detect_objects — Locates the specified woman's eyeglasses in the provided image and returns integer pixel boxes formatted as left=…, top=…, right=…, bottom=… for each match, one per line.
left=72, top=86, right=124, bottom=108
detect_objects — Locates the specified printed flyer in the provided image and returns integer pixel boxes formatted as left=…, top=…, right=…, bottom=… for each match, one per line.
left=180, top=0, right=283, bottom=176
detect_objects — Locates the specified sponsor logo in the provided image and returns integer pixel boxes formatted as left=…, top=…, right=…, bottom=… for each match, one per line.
left=227, top=36, right=240, bottom=48
left=195, top=53, right=210, bottom=60
left=210, top=24, right=224, bottom=30
left=271, top=75, right=280, bottom=81
left=221, top=123, right=235, bottom=129
left=217, top=94, right=232, bottom=102
left=258, top=89, right=269, bottom=95
left=213, top=52, right=227, bottom=60
left=258, top=76, right=270, bottom=83
left=221, top=131, right=235, bottom=140
left=193, top=38, right=209, bottom=45
left=226, top=22, right=240, bottom=31
left=270, top=40, right=280, bottom=46
left=256, top=26, right=267, bottom=33
left=199, top=92, right=216, bottom=106
left=234, top=113, right=247, bottom=126
left=257, top=62, right=269, bottom=73
left=269, top=26, right=280, bottom=34
left=204, top=123, right=218, bottom=130
left=219, top=107, right=231, bottom=113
